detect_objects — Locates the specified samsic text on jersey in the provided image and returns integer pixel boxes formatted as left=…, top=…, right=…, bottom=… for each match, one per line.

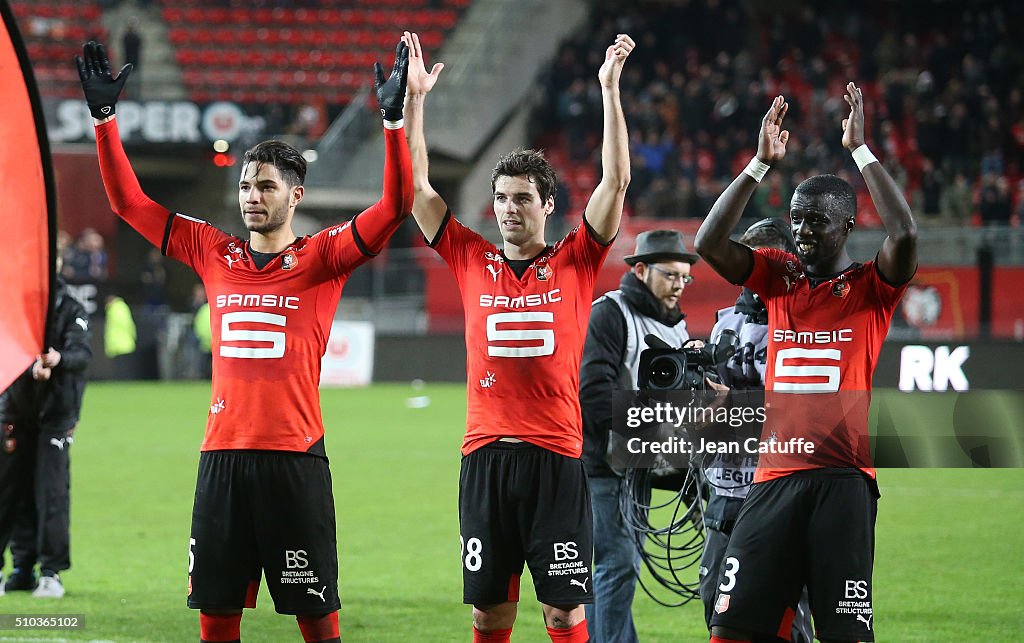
left=744, top=248, right=909, bottom=481
left=164, top=213, right=370, bottom=454
left=431, top=212, right=611, bottom=458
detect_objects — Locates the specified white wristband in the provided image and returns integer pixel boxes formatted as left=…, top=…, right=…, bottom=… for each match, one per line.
left=383, top=118, right=404, bottom=130
left=851, top=144, right=878, bottom=171
left=743, top=157, right=770, bottom=183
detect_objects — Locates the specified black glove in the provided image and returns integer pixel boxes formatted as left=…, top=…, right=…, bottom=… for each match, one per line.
left=75, top=41, right=132, bottom=120
left=374, top=41, right=409, bottom=123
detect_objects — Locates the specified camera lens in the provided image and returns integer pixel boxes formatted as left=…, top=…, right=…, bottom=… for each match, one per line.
left=649, top=355, right=681, bottom=389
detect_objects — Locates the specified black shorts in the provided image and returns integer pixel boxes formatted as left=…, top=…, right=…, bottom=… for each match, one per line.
left=459, top=441, right=593, bottom=606
left=709, top=469, right=879, bottom=641
left=187, top=451, right=340, bottom=615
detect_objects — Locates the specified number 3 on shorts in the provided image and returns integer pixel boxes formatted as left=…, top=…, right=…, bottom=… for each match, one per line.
left=718, top=556, right=739, bottom=592
left=460, top=536, right=483, bottom=572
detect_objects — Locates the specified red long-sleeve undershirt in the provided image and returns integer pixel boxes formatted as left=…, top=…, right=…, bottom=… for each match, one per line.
left=94, top=119, right=413, bottom=256
left=351, top=125, right=414, bottom=254
left=95, top=119, right=170, bottom=248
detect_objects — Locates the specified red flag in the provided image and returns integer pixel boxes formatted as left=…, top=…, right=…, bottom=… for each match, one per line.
left=0, top=0, right=55, bottom=391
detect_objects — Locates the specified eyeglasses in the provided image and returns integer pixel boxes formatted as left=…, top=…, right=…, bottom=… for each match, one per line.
left=649, top=265, right=694, bottom=284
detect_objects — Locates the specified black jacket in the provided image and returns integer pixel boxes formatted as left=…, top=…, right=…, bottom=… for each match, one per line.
left=0, top=281, right=91, bottom=433
left=579, top=271, right=685, bottom=476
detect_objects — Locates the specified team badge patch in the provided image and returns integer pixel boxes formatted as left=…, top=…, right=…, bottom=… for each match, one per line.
left=536, top=265, right=552, bottom=281
left=282, top=250, right=298, bottom=270
left=832, top=280, right=849, bottom=298
left=715, top=593, right=730, bottom=614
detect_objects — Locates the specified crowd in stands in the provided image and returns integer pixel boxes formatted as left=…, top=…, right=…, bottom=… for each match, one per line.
left=536, top=0, right=1024, bottom=228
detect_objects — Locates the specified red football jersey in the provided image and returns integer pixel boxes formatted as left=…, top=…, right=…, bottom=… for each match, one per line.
left=432, top=213, right=611, bottom=458
left=743, top=248, right=908, bottom=481
left=165, top=214, right=368, bottom=453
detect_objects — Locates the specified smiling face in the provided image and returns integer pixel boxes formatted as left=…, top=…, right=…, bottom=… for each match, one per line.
left=238, top=161, right=302, bottom=236
left=789, top=190, right=854, bottom=271
left=492, top=174, right=553, bottom=255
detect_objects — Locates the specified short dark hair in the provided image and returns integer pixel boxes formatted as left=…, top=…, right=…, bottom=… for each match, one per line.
left=739, top=218, right=797, bottom=254
left=242, top=140, right=307, bottom=187
left=792, top=174, right=857, bottom=221
left=491, top=149, right=557, bottom=203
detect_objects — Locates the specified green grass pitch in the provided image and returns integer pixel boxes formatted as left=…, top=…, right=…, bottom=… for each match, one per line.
left=0, top=382, right=1020, bottom=641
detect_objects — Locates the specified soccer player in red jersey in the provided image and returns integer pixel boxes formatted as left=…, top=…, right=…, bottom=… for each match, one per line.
left=402, top=30, right=633, bottom=642
left=75, top=40, right=413, bottom=642
left=694, top=84, right=917, bottom=643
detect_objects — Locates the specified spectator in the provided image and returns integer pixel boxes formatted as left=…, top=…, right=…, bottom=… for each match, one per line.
left=122, top=20, right=141, bottom=73
left=940, top=172, right=974, bottom=223
left=191, top=284, right=212, bottom=380
left=63, top=229, right=108, bottom=282
left=980, top=174, right=1012, bottom=225
left=104, top=294, right=136, bottom=376
left=137, top=247, right=167, bottom=308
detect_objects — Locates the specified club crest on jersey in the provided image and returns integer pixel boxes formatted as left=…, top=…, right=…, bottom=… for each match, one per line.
left=224, top=242, right=245, bottom=269
left=832, top=280, right=849, bottom=298
left=536, top=264, right=553, bottom=281
left=282, top=250, right=298, bottom=271
left=715, top=593, right=730, bottom=614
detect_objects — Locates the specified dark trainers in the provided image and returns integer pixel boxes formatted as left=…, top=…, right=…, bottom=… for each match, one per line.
left=4, top=568, right=36, bottom=592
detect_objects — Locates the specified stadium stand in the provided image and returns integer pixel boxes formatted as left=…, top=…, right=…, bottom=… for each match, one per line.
left=11, top=0, right=107, bottom=99
left=534, top=1, right=1024, bottom=228
left=13, top=0, right=465, bottom=109
left=162, top=2, right=460, bottom=107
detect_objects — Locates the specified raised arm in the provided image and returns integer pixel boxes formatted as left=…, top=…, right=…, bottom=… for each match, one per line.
left=695, top=95, right=790, bottom=284
left=350, top=40, right=415, bottom=253
left=842, top=82, right=917, bottom=284
left=77, top=41, right=169, bottom=248
left=583, top=34, right=634, bottom=243
left=402, top=31, right=448, bottom=242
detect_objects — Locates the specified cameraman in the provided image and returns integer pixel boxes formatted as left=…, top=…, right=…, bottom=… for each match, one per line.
left=699, top=219, right=812, bottom=643
left=579, top=230, right=697, bottom=643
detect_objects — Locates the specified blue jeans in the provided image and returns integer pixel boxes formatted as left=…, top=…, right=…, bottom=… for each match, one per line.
left=585, top=475, right=640, bottom=643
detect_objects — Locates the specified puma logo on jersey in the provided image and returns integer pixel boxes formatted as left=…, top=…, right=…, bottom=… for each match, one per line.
left=856, top=614, right=872, bottom=630
left=75, top=317, right=89, bottom=331
left=486, top=264, right=502, bottom=281
left=569, top=578, right=589, bottom=592
left=307, top=586, right=327, bottom=602
left=49, top=437, right=68, bottom=450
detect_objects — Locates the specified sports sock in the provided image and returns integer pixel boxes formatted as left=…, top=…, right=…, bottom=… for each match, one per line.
left=547, top=619, right=587, bottom=642
left=296, top=611, right=340, bottom=643
left=199, top=612, right=241, bottom=643
left=473, top=625, right=513, bottom=642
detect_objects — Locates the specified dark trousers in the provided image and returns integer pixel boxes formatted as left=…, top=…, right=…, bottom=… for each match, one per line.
left=0, top=422, right=72, bottom=573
